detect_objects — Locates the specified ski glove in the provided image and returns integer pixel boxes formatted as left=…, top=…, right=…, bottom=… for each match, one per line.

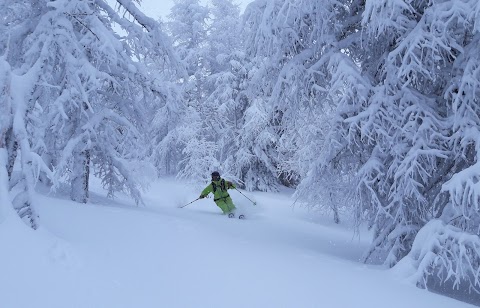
left=227, top=182, right=235, bottom=189
left=199, top=195, right=206, bottom=199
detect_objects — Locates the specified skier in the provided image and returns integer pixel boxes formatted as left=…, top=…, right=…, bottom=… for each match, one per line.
left=199, top=171, right=237, bottom=217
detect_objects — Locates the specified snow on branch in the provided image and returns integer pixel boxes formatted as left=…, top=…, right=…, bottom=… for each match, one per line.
left=388, top=0, right=473, bottom=88
left=443, top=151, right=480, bottom=231
left=362, top=0, right=415, bottom=36
left=394, top=219, right=480, bottom=293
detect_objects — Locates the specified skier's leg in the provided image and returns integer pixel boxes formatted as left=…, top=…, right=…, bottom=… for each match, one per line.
left=225, top=197, right=236, bottom=213
left=215, top=200, right=230, bottom=214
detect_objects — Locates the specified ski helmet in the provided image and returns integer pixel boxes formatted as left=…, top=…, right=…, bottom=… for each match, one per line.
left=211, top=171, right=220, bottom=179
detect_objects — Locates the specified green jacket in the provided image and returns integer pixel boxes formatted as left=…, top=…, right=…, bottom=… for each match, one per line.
left=201, top=178, right=235, bottom=201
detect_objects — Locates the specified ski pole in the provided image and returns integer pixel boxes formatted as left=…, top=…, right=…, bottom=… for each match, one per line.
left=234, top=188, right=256, bottom=206
left=180, top=197, right=201, bottom=208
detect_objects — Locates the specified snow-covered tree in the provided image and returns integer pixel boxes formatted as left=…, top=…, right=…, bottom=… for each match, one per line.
left=243, top=0, right=480, bottom=293
left=163, top=0, right=250, bottom=184
left=0, top=0, right=177, bottom=227
left=313, top=0, right=480, bottom=292
left=167, top=0, right=210, bottom=76
left=41, top=0, right=175, bottom=204
left=0, top=56, right=10, bottom=223
left=238, top=0, right=359, bottom=193
left=233, top=0, right=286, bottom=191
left=201, top=0, right=251, bottom=185
left=399, top=0, right=480, bottom=291
left=155, top=0, right=212, bottom=180
left=0, top=0, right=52, bottom=228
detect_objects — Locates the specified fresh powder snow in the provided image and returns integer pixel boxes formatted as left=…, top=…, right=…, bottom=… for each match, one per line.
left=0, top=177, right=476, bottom=308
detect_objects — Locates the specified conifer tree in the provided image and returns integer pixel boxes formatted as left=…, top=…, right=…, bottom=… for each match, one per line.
left=0, top=0, right=177, bottom=228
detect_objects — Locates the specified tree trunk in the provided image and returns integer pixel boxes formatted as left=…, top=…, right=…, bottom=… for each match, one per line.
left=330, top=192, right=340, bottom=224
left=71, top=149, right=90, bottom=203
left=5, top=128, right=18, bottom=179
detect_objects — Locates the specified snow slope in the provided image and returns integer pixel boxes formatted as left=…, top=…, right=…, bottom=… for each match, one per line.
left=0, top=178, right=476, bottom=308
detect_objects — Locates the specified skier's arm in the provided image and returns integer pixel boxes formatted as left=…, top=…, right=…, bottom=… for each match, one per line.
left=226, top=181, right=235, bottom=189
left=200, top=184, right=213, bottom=198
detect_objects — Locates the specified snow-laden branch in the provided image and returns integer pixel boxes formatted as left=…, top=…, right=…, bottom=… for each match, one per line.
left=394, top=219, right=480, bottom=293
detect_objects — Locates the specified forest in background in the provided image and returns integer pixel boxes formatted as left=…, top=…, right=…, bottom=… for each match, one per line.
left=1, top=0, right=480, bottom=299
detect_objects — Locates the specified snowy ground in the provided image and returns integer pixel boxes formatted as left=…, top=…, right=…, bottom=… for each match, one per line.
left=0, top=178, right=477, bottom=308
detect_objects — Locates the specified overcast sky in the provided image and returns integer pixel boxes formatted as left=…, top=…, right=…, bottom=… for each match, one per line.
left=140, top=0, right=253, bottom=20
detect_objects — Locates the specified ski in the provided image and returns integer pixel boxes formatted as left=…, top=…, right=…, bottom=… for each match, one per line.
left=227, top=213, right=246, bottom=219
